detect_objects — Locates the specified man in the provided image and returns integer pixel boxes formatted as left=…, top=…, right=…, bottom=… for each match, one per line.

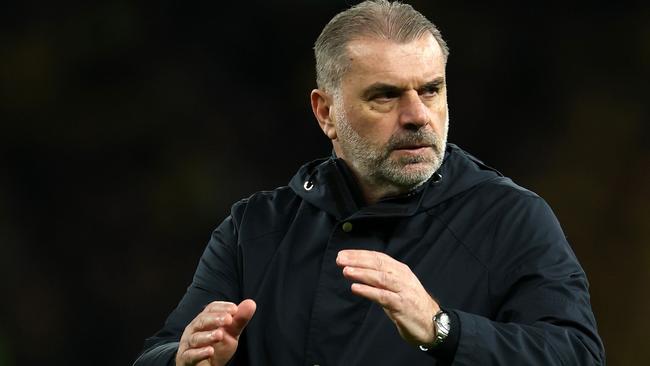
left=135, top=1, right=604, bottom=365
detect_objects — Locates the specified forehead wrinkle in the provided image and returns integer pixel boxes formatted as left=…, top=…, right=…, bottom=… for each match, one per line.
left=342, top=35, right=445, bottom=90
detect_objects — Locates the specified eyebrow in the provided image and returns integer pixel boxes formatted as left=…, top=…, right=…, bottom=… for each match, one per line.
left=417, top=78, right=445, bottom=93
left=361, top=77, right=445, bottom=100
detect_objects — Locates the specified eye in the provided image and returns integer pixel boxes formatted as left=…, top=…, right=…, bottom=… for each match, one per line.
left=420, top=85, right=440, bottom=97
left=372, top=90, right=400, bottom=103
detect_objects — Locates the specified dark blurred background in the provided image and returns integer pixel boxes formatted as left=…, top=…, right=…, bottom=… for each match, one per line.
left=1, top=0, right=648, bottom=365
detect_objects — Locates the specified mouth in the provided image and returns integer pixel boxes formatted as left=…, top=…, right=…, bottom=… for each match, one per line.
left=393, top=144, right=432, bottom=152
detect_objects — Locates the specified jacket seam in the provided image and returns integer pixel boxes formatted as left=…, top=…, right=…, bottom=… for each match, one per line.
left=431, top=215, right=493, bottom=311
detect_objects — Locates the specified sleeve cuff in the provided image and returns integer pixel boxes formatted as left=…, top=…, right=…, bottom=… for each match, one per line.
left=132, top=342, right=179, bottom=366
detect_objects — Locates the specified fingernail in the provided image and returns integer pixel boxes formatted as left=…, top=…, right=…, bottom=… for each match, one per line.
left=338, top=251, right=347, bottom=261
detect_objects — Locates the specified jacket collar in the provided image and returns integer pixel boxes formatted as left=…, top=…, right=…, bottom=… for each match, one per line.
left=289, top=144, right=502, bottom=221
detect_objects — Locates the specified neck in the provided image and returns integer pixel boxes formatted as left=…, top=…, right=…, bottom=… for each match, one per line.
left=355, top=172, right=411, bottom=205
left=332, top=146, right=416, bottom=204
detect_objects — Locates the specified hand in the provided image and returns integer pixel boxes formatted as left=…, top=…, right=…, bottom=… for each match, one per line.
left=336, top=250, right=439, bottom=345
left=175, top=299, right=256, bottom=366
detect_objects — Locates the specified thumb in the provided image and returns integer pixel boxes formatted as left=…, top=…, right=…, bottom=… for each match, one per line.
left=225, top=299, right=256, bottom=338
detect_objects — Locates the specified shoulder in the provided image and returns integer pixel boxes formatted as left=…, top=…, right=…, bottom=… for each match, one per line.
left=475, top=175, right=540, bottom=202
left=471, top=179, right=571, bottom=267
left=440, top=175, right=542, bottom=225
left=229, top=185, right=302, bottom=241
left=436, top=168, right=563, bottom=257
left=231, top=185, right=295, bottom=214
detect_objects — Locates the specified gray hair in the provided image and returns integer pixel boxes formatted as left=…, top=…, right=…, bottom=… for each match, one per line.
left=314, top=0, right=449, bottom=93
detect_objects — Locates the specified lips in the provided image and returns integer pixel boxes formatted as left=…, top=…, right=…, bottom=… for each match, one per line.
left=394, top=144, right=432, bottom=150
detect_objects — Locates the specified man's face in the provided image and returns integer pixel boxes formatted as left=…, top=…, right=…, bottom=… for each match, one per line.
left=331, top=33, right=448, bottom=191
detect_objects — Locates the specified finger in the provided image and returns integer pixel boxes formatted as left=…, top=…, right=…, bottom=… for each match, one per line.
left=187, top=329, right=224, bottom=348
left=203, top=301, right=238, bottom=315
left=350, top=283, right=401, bottom=311
left=342, top=266, right=401, bottom=292
left=224, top=299, right=257, bottom=338
left=337, top=250, right=400, bottom=271
left=190, top=312, right=233, bottom=332
left=179, top=345, right=214, bottom=364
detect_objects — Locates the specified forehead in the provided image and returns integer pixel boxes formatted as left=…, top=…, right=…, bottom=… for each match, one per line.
left=342, top=33, right=446, bottom=89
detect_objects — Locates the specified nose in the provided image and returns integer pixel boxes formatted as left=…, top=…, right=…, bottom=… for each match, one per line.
left=398, top=90, right=429, bottom=129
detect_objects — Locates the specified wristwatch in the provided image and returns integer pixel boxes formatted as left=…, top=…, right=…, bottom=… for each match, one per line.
left=419, top=309, right=451, bottom=351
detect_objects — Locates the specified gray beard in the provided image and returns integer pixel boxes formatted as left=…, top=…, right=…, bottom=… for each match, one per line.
left=335, top=106, right=448, bottom=193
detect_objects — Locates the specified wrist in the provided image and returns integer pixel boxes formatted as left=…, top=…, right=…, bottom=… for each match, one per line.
left=418, top=309, right=451, bottom=351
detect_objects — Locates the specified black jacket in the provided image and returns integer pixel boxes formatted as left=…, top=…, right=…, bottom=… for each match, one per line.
left=134, top=144, right=605, bottom=365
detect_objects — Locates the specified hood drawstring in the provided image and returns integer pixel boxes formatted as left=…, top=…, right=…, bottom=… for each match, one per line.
left=304, top=175, right=315, bottom=191
left=304, top=180, right=314, bottom=191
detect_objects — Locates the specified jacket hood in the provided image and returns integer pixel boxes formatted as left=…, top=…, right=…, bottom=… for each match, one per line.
left=288, top=144, right=502, bottom=220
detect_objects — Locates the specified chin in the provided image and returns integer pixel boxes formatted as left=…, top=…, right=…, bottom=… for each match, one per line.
left=381, top=163, right=435, bottom=188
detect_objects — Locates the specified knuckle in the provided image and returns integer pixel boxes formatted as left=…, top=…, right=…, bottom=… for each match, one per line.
left=197, top=316, right=207, bottom=329
left=215, top=315, right=225, bottom=326
left=375, top=253, right=383, bottom=268
left=205, top=301, right=225, bottom=312
left=379, top=289, right=389, bottom=304
left=190, top=333, right=201, bottom=347
left=214, top=303, right=237, bottom=315
left=182, top=324, right=194, bottom=342
left=380, top=271, right=390, bottom=287
left=393, top=292, right=405, bottom=308
left=182, top=349, right=198, bottom=363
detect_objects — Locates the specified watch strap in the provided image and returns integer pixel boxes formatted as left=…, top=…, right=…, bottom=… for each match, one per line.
left=419, top=309, right=450, bottom=351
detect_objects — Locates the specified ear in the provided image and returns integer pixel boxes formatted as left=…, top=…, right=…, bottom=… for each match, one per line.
left=310, top=89, right=337, bottom=140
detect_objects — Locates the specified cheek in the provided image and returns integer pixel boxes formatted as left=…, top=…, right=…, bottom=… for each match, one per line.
left=433, top=104, right=447, bottom=122
left=427, top=100, right=448, bottom=131
left=349, top=108, right=394, bottom=144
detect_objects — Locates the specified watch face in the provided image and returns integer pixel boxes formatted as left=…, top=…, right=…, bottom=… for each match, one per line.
left=434, top=311, right=450, bottom=345
left=421, top=311, right=451, bottom=350
left=437, top=313, right=451, bottom=335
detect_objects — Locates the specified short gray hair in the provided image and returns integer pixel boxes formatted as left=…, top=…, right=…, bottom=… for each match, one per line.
left=314, top=0, right=449, bottom=93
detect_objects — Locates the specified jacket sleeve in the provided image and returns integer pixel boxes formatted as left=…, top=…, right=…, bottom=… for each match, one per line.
left=133, top=212, right=242, bottom=366
left=449, top=194, right=605, bottom=365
